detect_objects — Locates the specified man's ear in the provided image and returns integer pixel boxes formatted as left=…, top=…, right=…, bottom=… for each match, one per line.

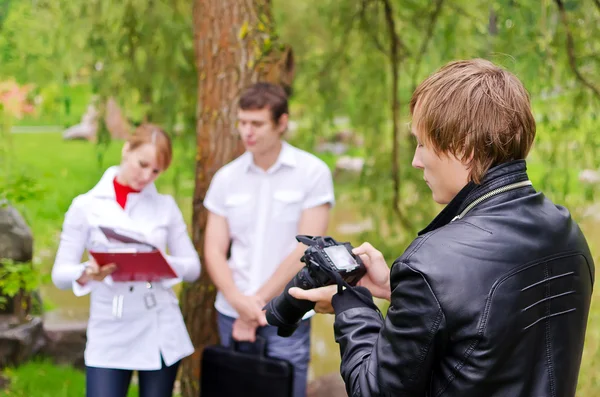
left=277, top=113, right=289, bottom=136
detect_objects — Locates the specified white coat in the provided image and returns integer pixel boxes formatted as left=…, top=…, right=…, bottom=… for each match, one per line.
left=51, top=166, right=201, bottom=370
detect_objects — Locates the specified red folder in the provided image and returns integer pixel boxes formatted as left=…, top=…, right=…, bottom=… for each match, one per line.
left=89, top=226, right=178, bottom=282
left=89, top=250, right=178, bottom=282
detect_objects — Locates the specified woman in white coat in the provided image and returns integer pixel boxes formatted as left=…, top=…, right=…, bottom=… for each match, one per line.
left=52, top=123, right=200, bottom=397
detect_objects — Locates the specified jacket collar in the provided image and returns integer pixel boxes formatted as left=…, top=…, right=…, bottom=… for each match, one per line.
left=89, top=166, right=158, bottom=199
left=418, top=160, right=530, bottom=235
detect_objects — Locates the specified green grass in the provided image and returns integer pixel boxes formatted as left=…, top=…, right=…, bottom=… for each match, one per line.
left=0, top=359, right=141, bottom=397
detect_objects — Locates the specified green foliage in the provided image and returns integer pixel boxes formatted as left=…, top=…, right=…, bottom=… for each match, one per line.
left=275, top=0, right=600, bottom=257
left=0, top=171, right=44, bottom=205
left=0, top=259, right=42, bottom=313
left=0, top=0, right=599, bottom=392
left=0, top=358, right=144, bottom=397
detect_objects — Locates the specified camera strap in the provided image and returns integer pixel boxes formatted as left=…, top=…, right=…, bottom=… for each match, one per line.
left=313, top=260, right=380, bottom=311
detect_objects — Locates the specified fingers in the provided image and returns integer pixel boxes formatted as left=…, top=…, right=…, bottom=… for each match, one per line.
left=314, top=301, right=335, bottom=314
left=288, top=285, right=337, bottom=303
left=102, top=264, right=118, bottom=275
left=352, top=242, right=376, bottom=256
left=232, top=319, right=258, bottom=342
left=352, top=242, right=384, bottom=266
left=257, top=311, right=268, bottom=327
left=86, top=262, right=118, bottom=281
left=86, top=261, right=100, bottom=274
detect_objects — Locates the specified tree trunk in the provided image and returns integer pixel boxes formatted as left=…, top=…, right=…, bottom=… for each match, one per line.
left=180, top=1, right=294, bottom=395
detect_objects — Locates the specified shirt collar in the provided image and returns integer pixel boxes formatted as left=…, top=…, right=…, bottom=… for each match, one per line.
left=243, top=141, right=297, bottom=173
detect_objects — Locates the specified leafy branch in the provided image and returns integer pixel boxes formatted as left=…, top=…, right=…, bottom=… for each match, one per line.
left=554, top=0, right=600, bottom=100
left=411, top=0, right=445, bottom=91
left=381, top=0, right=412, bottom=231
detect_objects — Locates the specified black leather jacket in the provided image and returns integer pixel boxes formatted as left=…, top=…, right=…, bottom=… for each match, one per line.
left=332, top=160, right=594, bottom=397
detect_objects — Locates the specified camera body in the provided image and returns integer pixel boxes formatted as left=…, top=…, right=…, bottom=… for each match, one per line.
left=264, top=235, right=366, bottom=337
left=296, top=235, right=366, bottom=287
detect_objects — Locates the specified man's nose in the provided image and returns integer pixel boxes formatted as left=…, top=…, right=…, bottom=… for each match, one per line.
left=239, top=124, right=253, bottom=137
left=412, top=150, right=423, bottom=169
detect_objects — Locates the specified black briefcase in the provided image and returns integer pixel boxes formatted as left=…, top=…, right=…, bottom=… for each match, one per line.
left=200, top=336, right=294, bottom=397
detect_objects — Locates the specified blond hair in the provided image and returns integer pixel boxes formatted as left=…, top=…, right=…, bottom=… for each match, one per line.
left=410, top=59, right=536, bottom=183
left=127, top=123, right=172, bottom=170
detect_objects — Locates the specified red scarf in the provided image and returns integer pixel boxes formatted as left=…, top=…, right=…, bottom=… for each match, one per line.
left=113, top=177, right=140, bottom=209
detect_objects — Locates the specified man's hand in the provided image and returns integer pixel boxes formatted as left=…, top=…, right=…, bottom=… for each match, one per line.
left=289, top=242, right=391, bottom=308
left=232, top=318, right=259, bottom=342
left=353, top=242, right=391, bottom=301
left=231, top=294, right=268, bottom=325
left=77, top=258, right=117, bottom=285
left=288, top=285, right=338, bottom=314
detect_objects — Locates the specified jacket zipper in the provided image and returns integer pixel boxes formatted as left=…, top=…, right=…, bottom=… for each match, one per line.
left=451, top=180, right=533, bottom=222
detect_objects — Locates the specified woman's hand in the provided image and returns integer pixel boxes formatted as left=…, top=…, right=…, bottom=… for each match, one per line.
left=77, top=258, right=117, bottom=285
left=353, top=242, right=391, bottom=301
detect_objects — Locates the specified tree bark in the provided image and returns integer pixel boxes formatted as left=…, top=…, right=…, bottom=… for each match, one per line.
left=180, top=1, right=294, bottom=395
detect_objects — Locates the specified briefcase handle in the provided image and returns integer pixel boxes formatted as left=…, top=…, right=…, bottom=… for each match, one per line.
left=230, top=335, right=267, bottom=358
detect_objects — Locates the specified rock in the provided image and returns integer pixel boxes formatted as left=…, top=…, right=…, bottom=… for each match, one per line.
left=63, top=98, right=132, bottom=142
left=335, top=156, right=365, bottom=174
left=62, top=104, right=98, bottom=141
left=0, top=203, right=36, bottom=319
left=332, top=129, right=364, bottom=147
left=582, top=204, right=600, bottom=222
left=0, top=316, right=45, bottom=369
left=0, top=202, right=33, bottom=263
left=307, top=372, right=347, bottom=397
left=40, top=320, right=87, bottom=370
left=316, top=142, right=348, bottom=155
left=336, top=219, right=373, bottom=235
left=579, top=169, right=600, bottom=185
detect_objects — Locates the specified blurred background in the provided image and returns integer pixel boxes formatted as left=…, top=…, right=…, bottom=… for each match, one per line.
left=0, top=0, right=598, bottom=396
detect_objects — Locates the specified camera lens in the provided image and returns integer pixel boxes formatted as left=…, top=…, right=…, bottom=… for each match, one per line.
left=265, top=268, right=317, bottom=337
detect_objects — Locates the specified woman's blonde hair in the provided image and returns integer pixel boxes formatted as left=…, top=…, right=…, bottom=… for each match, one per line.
left=127, top=123, right=172, bottom=170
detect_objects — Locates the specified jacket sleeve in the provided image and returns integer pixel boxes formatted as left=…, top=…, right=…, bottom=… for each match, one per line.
left=163, top=195, right=201, bottom=287
left=51, top=197, right=96, bottom=296
left=332, top=261, right=446, bottom=396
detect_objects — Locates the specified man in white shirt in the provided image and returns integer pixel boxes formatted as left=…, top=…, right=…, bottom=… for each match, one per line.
left=203, top=82, right=334, bottom=397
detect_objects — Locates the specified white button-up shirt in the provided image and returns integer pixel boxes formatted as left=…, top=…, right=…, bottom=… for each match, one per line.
left=203, top=141, right=335, bottom=318
left=51, top=166, right=201, bottom=370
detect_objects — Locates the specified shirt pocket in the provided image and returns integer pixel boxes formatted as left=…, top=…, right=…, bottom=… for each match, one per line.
left=272, top=190, right=304, bottom=222
left=225, top=193, right=253, bottom=236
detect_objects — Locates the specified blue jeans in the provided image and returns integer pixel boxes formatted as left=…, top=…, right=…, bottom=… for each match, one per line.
left=217, top=312, right=311, bottom=397
left=86, top=358, right=180, bottom=397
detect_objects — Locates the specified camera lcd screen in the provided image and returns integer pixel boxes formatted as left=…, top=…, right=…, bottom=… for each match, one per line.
left=324, top=245, right=358, bottom=270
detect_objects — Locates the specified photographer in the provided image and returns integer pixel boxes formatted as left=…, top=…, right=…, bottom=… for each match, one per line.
left=289, top=59, right=594, bottom=396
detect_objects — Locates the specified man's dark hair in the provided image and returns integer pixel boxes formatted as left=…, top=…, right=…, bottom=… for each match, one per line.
left=239, top=82, right=289, bottom=123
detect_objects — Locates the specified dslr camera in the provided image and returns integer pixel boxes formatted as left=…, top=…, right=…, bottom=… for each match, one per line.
left=264, top=235, right=366, bottom=337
